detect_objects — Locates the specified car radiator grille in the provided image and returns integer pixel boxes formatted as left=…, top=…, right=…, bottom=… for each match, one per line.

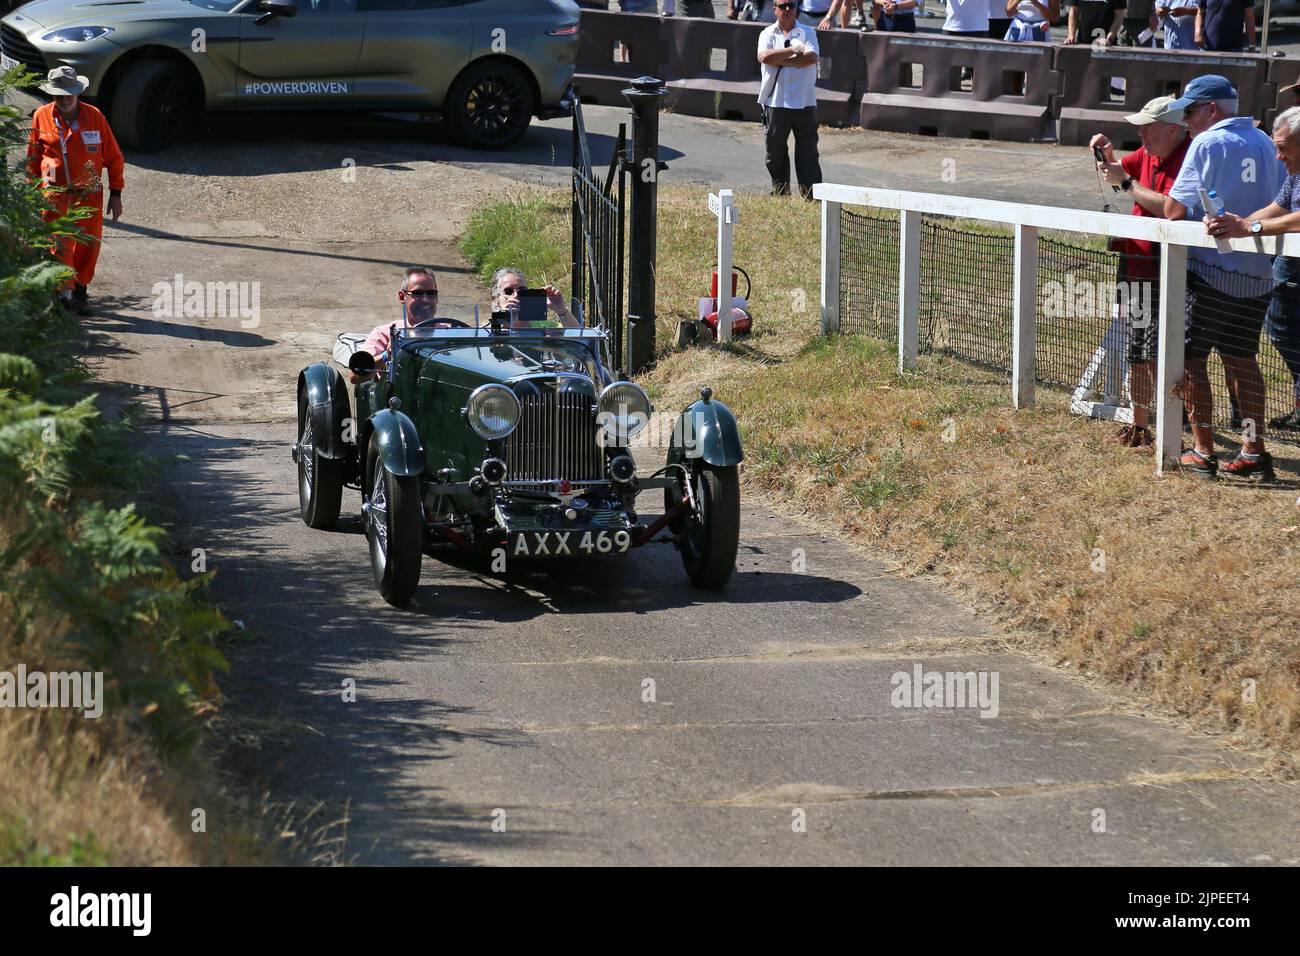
left=1, top=26, right=46, bottom=75
left=504, top=389, right=604, bottom=485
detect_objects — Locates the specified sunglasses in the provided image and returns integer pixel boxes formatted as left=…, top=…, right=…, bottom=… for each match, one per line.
left=500, top=285, right=527, bottom=295
left=1183, top=102, right=1208, bottom=117
left=403, top=289, right=438, bottom=297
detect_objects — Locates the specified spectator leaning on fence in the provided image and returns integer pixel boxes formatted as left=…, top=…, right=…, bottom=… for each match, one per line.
left=1090, top=96, right=1191, bottom=449
left=1003, top=0, right=1059, bottom=40
left=758, top=2, right=824, bottom=199
left=1155, top=0, right=1202, bottom=49
left=1196, top=0, right=1254, bottom=51
left=1065, top=0, right=1124, bottom=45
left=1203, top=106, right=1300, bottom=433
left=1164, top=74, right=1284, bottom=479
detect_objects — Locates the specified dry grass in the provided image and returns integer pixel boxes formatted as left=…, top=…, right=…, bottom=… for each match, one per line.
left=463, top=184, right=1300, bottom=772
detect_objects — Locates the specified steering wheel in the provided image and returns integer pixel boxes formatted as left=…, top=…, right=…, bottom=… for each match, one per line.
left=425, top=318, right=472, bottom=329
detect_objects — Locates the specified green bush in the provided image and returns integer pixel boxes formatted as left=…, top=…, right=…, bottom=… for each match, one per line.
left=0, top=66, right=230, bottom=761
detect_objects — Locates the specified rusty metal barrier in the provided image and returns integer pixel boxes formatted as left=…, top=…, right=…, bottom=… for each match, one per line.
left=859, top=35, right=1059, bottom=142
left=575, top=10, right=669, bottom=107
left=1055, top=46, right=1270, bottom=148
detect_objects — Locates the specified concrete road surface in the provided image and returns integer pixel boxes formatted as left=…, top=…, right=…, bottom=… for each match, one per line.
left=57, top=97, right=1298, bottom=865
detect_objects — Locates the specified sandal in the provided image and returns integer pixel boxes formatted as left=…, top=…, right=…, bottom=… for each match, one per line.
left=1220, top=450, right=1275, bottom=481
left=1178, top=447, right=1218, bottom=478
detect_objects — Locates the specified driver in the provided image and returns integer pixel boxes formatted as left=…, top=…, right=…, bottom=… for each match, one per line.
left=490, top=267, right=581, bottom=329
left=352, top=266, right=441, bottom=382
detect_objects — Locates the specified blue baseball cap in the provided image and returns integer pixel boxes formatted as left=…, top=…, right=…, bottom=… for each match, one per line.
left=1168, top=75, right=1239, bottom=112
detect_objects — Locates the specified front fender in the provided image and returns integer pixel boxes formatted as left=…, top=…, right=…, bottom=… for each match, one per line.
left=298, top=362, right=351, bottom=460
left=369, top=408, right=427, bottom=478
left=668, top=395, right=744, bottom=468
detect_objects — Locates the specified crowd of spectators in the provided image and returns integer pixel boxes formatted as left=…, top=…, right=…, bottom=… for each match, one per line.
left=577, top=0, right=1261, bottom=52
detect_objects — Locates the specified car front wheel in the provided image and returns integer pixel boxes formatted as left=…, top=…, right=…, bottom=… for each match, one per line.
left=444, top=61, right=535, bottom=150
left=110, top=58, right=193, bottom=152
left=678, top=464, right=740, bottom=589
left=366, top=458, right=423, bottom=606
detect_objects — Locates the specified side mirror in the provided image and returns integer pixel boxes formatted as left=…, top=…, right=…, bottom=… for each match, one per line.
left=348, top=350, right=376, bottom=376
left=255, top=0, right=297, bottom=24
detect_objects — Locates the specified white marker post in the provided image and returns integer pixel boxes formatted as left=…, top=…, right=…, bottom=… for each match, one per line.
left=708, top=189, right=739, bottom=343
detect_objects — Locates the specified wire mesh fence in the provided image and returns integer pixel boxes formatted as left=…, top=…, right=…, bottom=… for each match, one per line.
left=837, top=206, right=1300, bottom=446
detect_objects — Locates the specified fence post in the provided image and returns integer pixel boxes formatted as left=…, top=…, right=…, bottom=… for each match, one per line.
left=1155, top=243, right=1187, bottom=476
left=898, top=209, right=921, bottom=372
left=710, top=189, right=737, bottom=343
left=820, top=200, right=841, bottom=335
left=1012, top=223, right=1038, bottom=408
left=623, top=76, right=668, bottom=374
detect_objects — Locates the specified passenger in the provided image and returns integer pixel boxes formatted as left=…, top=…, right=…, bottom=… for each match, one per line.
left=489, top=267, right=581, bottom=328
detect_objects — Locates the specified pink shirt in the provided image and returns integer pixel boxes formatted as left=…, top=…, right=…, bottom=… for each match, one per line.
left=362, top=318, right=441, bottom=358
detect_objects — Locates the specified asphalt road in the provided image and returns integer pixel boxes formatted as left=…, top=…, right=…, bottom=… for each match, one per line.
left=49, top=95, right=1300, bottom=865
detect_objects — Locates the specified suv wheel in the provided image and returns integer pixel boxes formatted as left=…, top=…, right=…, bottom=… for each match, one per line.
left=444, top=61, right=535, bottom=150
left=110, top=58, right=192, bottom=152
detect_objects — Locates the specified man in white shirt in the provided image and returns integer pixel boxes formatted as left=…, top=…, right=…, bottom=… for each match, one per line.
left=758, top=1, right=823, bottom=198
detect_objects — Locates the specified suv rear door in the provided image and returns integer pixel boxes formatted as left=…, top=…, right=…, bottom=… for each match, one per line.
left=352, top=0, right=472, bottom=110
left=236, top=0, right=363, bottom=107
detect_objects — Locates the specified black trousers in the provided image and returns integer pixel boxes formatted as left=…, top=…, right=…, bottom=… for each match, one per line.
left=765, top=106, right=822, bottom=198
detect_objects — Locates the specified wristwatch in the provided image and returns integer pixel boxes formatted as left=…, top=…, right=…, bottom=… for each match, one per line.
left=1250, top=220, right=1264, bottom=235
left=1120, top=176, right=1134, bottom=192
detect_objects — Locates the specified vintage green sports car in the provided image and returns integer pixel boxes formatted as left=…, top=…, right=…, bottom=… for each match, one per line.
left=293, top=315, right=744, bottom=606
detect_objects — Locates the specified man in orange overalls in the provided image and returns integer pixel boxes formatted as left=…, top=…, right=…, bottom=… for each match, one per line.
left=25, top=66, right=124, bottom=316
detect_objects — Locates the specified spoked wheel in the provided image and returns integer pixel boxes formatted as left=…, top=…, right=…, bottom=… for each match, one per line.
left=444, top=61, right=535, bottom=150
left=366, top=457, right=423, bottom=606
left=297, top=396, right=343, bottom=530
left=673, top=464, right=740, bottom=589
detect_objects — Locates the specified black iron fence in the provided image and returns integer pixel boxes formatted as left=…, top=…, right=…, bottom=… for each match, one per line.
left=571, top=93, right=626, bottom=371
left=837, top=207, right=1300, bottom=445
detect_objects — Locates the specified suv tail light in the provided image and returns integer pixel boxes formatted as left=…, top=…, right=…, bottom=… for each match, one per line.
left=547, top=22, right=578, bottom=36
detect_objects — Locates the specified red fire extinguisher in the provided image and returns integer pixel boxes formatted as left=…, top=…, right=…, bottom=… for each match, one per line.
left=702, top=266, right=753, bottom=340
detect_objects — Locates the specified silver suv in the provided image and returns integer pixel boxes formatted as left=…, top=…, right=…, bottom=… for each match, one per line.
left=1, top=0, right=579, bottom=151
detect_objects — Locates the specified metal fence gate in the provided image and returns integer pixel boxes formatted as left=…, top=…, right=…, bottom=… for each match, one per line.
left=570, top=93, right=626, bottom=371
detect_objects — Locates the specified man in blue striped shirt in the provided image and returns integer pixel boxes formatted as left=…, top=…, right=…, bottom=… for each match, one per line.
left=1165, top=74, right=1284, bottom=479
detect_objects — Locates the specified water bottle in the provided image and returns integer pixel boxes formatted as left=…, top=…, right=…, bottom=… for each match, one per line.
left=1200, top=187, right=1232, bottom=253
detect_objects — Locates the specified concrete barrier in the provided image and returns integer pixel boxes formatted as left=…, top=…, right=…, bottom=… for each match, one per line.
left=1055, top=46, right=1269, bottom=148
left=859, top=35, right=1059, bottom=142
left=575, top=11, right=670, bottom=107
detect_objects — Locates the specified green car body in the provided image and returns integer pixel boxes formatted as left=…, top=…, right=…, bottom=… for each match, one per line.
left=1, top=0, right=579, bottom=150
left=294, top=323, right=745, bottom=606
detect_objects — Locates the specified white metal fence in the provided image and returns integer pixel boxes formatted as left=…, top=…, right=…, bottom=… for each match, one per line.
left=814, top=183, right=1300, bottom=475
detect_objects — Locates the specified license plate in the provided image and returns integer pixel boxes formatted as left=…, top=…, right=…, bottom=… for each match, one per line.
left=1, top=53, right=20, bottom=75
left=508, top=528, right=631, bottom=557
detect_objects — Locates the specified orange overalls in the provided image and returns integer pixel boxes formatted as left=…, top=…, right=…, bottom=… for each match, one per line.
left=25, top=101, right=124, bottom=291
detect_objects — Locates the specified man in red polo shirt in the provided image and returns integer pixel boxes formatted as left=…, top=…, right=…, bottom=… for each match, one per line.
left=1089, top=95, right=1191, bottom=448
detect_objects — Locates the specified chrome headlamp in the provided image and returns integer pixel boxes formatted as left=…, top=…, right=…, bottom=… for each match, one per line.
left=597, top=381, right=652, bottom=442
left=466, top=384, right=521, bottom=440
